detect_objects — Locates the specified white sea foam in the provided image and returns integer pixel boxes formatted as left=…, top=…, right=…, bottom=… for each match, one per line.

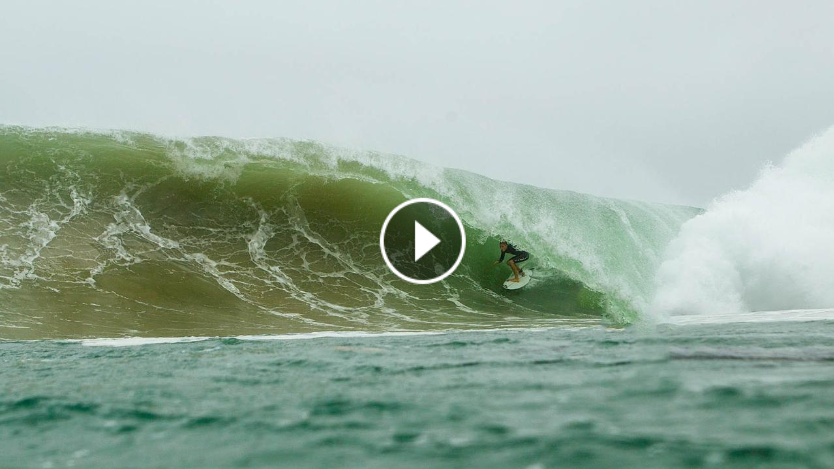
left=64, top=324, right=599, bottom=347
left=663, top=308, right=834, bottom=325
left=652, top=126, right=834, bottom=318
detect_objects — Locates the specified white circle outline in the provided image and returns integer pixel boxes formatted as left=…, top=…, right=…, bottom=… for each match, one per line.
left=379, top=198, right=466, bottom=285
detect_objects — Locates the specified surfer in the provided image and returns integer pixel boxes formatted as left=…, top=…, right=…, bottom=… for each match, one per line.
left=494, top=241, right=529, bottom=283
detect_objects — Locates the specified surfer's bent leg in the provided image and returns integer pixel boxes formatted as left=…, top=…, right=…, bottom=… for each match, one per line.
left=507, top=259, right=520, bottom=281
left=509, top=252, right=529, bottom=277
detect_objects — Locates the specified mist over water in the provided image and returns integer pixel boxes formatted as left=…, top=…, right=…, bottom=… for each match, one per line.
left=652, top=126, right=834, bottom=317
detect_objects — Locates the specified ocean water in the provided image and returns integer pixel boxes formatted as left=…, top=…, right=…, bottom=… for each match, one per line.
left=4, top=321, right=834, bottom=469
left=2, top=125, right=834, bottom=468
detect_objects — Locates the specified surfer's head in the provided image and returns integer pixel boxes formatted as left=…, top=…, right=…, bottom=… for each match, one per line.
left=499, top=241, right=508, bottom=251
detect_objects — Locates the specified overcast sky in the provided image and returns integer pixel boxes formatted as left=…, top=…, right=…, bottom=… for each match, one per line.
left=2, top=1, right=832, bottom=207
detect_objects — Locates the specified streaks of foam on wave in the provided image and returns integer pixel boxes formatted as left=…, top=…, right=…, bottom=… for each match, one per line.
left=94, top=189, right=333, bottom=327
left=244, top=200, right=372, bottom=326
left=0, top=167, right=90, bottom=289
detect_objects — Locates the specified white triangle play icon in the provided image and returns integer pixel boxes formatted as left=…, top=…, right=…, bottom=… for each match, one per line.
left=414, top=221, right=441, bottom=261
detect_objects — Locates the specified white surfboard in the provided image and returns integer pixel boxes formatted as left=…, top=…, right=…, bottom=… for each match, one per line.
left=503, top=270, right=532, bottom=290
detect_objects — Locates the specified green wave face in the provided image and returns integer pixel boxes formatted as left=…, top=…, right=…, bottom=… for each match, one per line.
left=0, top=127, right=700, bottom=338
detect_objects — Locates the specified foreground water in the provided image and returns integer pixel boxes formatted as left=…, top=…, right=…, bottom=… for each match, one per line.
left=3, top=321, right=834, bottom=468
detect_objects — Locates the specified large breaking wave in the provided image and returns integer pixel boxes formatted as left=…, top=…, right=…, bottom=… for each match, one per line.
left=0, top=126, right=698, bottom=338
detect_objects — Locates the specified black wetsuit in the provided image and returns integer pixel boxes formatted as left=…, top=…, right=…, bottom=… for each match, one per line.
left=498, top=244, right=530, bottom=266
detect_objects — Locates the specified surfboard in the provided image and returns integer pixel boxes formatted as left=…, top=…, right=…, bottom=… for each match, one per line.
left=503, top=270, right=532, bottom=290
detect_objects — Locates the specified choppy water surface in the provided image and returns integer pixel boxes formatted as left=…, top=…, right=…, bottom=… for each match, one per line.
left=4, top=321, right=834, bottom=468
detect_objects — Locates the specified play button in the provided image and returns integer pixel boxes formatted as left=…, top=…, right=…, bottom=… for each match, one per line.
left=380, top=198, right=466, bottom=284
left=414, top=221, right=441, bottom=261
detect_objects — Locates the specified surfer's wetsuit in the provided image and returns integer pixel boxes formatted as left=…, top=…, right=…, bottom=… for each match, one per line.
left=498, top=244, right=529, bottom=266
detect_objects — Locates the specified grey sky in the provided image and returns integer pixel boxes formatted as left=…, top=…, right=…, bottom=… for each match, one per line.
left=2, top=1, right=833, bottom=207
